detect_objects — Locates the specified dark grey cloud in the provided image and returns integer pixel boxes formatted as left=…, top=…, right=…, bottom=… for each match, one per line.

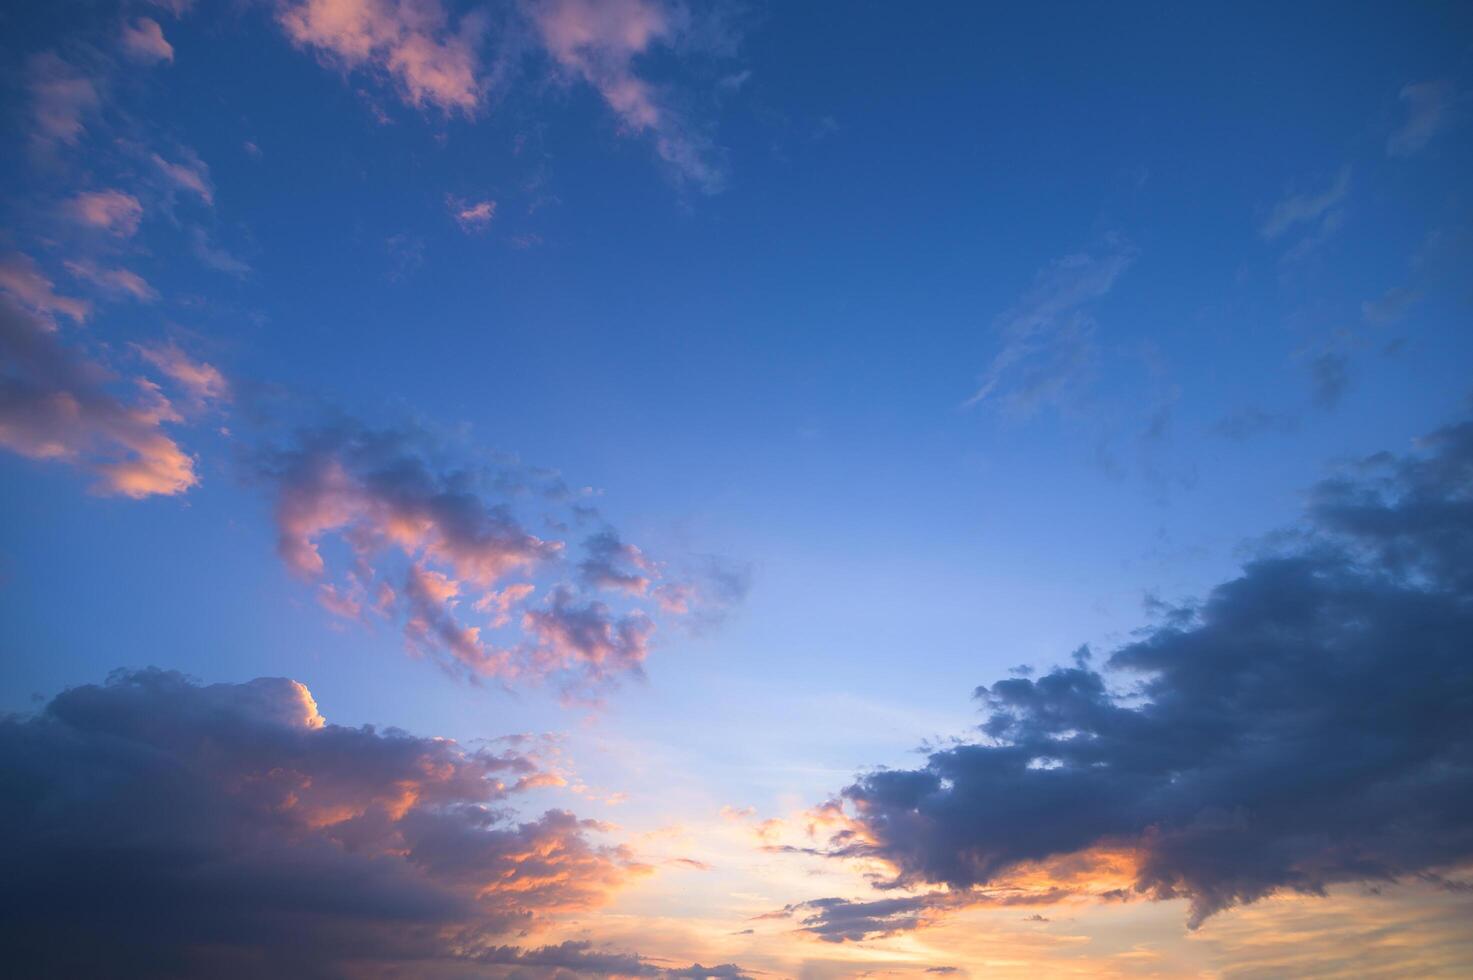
left=1309, top=351, right=1350, bottom=410
left=1209, top=407, right=1298, bottom=441
left=0, top=669, right=650, bottom=977
left=473, top=939, right=751, bottom=979
left=804, top=419, right=1473, bottom=934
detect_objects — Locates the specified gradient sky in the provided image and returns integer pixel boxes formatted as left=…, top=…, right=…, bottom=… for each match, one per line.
left=2, top=2, right=1472, bottom=978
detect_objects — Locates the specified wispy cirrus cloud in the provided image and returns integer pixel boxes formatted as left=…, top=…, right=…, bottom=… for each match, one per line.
left=448, top=195, right=496, bottom=231
left=63, top=259, right=158, bottom=303
left=0, top=669, right=664, bottom=976
left=0, top=252, right=91, bottom=324
left=792, top=417, right=1473, bottom=935
left=1387, top=81, right=1461, bottom=158
left=527, top=0, right=731, bottom=192
left=1260, top=166, right=1351, bottom=261
left=964, top=242, right=1135, bottom=415
left=25, top=51, right=101, bottom=152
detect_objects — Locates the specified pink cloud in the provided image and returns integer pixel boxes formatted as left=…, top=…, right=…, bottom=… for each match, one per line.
left=152, top=150, right=213, bottom=204
left=0, top=295, right=198, bottom=498
left=64, top=259, right=158, bottom=303
left=449, top=196, right=497, bottom=231
left=0, top=253, right=91, bottom=324
left=121, top=17, right=175, bottom=63
left=66, top=189, right=144, bottom=237
left=135, top=341, right=230, bottom=405
left=26, top=52, right=101, bottom=150
left=276, top=0, right=486, bottom=113
left=527, top=0, right=725, bottom=191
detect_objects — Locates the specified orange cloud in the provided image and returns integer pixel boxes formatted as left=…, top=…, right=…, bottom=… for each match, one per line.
left=0, top=294, right=198, bottom=497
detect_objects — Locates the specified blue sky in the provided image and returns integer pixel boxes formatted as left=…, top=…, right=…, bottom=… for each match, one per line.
left=2, top=2, right=1472, bottom=976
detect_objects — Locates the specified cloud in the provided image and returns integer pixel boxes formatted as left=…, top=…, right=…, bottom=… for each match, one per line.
left=0, top=668, right=651, bottom=976
left=152, top=149, right=214, bottom=205
left=527, top=0, right=729, bottom=192
left=800, top=417, right=1473, bottom=933
left=134, top=342, right=231, bottom=405
left=65, top=189, right=144, bottom=237
left=964, top=243, right=1135, bottom=415
left=0, top=253, right=91, bottom=323
left=189, top=226, right=252, bottom=276
left=450, top=195, right=497, bottom=231
left=1209, top=406, right=1297, bottom=441
left=1309, top=350, right=1350, bottom=410
left=0, top=295, right=198, bottom=497
left=276, top=0, right=488, bottom=113
left=63, top=259, right=158, bottom=303
left=1260, top=168, right=1349, bottom=240
left=26, top=51, right=101, bottom=150
left=1387, top=81, right=1460, bottom=158
left=249, top=419, right=733, bottom=693
left=473, top=940, right=752, bottom=978
left=579, top=529, right=654, bottom=594
left=121, top=16, right=175, bottom=63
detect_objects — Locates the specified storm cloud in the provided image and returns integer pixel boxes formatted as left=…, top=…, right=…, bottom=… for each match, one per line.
left=0, top=669, right=652, bottom=977
left=809, top=419, right=1473, bottom=934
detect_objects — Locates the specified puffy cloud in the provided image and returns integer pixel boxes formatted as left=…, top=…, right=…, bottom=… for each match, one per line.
left=579, top=529, right=653, bottom=594
left=65, top=189, right=144, bottom=237
left=801, top=418, right=1473, bottom=933
left=523, top=585, right=655, bottom=689
left=250, top=418, right=746, bottom=692
left=0, top=252, right=91, bottom=323
left=1387, top=81, right=1460, bottom=158
left=26, top=51, right=101, bottom=150
left=527, top=0, right=728, bottom=191
left=276, top=0, right=487, bottom=113
left=0, top=669, right=650, bottom=976
left=473, top=941, right=752, bottom=978
left=0, top=295, right=198, bottom=497
left=121, top=16, right=175, bottom=63
left=964, top=243, right=1134, bottom=415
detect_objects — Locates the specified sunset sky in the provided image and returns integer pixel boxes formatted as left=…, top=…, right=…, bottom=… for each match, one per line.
left=2, top=2, right=1472, bottom=977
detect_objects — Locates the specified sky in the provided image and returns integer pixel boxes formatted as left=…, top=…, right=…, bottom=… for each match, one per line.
left=1, top=1, right=1472, bottom=977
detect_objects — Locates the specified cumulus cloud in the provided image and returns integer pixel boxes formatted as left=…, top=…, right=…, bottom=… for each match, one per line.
left=964, top=243, right=1134, bottom=415
left=473, top=940, right=752, bottom=978
left=0, top=295, right=199, bottom=497
left=1387, top=81, right=1460, bottom=158
left=276, top=0, right=488, bottom=113
left=0, top=669, right=651, bottom=976
left=65, top=189, right=144, bottom=237
left=527, top=0, right=729, bottom=192
left=121, top=16, right=175, bottom=63
left=249, top=419, right=735, bottom=694
left=798, top=417, right=1473, bottom=934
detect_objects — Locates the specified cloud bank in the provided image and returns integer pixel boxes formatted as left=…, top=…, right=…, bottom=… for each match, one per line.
left=798, top=418, right=1473, bottom=936
left=0, top=668, right=672, bottom=977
